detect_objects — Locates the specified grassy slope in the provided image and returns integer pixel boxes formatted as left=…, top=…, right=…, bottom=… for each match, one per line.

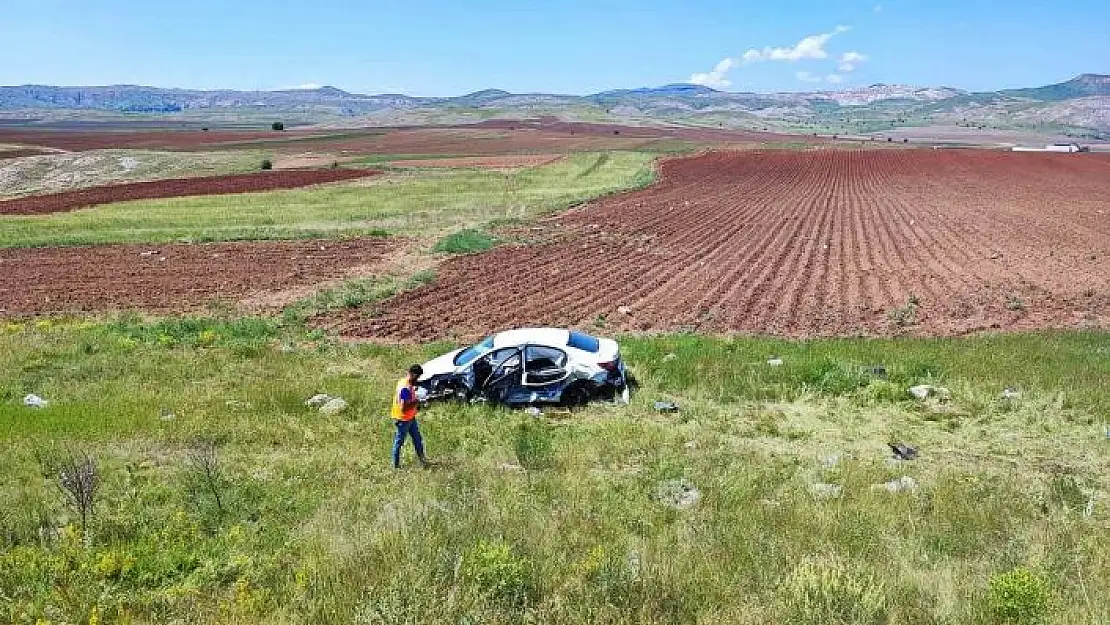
left=0, top=149, right=265, bottom=200
left=1, top=321, right=1107, bottom=624
left=0, top=151, right=656, bottom=248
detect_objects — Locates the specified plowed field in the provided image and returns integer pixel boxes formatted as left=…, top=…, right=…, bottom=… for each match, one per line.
left=0, top=238, right=397, bottom=315
left=0, top=168, right=379, bottom=215
left=335, top=150, right=1110, bottom=340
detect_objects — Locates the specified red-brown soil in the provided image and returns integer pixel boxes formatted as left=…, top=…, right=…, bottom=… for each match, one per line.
left=0, top=169, right=380, bottom=215
left=0, top=122, right=793, bottom=155
left=383, top=155, right=564, bottom=168
left=0, top=148, right=56, bottom=159
left=0, top=238, right=397, bottom=315
left=333, top=149, right=1110, bottom=340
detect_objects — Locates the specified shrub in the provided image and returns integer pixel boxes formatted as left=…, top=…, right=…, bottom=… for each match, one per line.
left=987, top=567, right=1050, bottom=624
left=781, top=556, right=887, bottom=624
left=271, top=122, right=284, bottom=131
left=433, top=229, right=496, bottom=254
left=462, top=540, right=531, bottom=605
left=260, top=158, right=273, bottom=170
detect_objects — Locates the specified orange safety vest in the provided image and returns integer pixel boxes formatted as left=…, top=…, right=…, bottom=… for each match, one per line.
left=391, top=378, right=418, bottom=421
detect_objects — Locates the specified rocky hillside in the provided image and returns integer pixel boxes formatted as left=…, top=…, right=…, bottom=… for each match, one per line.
left=1, top=74, right=1106, bottom=135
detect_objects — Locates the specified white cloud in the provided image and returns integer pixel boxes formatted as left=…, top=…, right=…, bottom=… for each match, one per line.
left=688, top=58, right=735, bottom=88
left=837, top=51, right=868, bottom=72
left=285, top=83, right=323, bottom=90
left=688, top=26, right=865, bottom=90
left=742, top=26, right=850, bottom=64
left=874, top=4, right=882, bottom=12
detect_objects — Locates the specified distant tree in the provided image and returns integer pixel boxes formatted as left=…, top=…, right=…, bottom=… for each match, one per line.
left=271, top=121, right=285, bottom=131
left=261, top=159, right=273, bottom=170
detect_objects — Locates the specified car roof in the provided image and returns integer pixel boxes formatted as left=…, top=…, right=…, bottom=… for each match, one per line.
left=492, top=327, right=570, bottom=349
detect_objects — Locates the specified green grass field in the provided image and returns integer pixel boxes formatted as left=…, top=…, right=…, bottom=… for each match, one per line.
left=1, top=319, right=1107, bottom=625
left=0, top=151, right=656, bottom=248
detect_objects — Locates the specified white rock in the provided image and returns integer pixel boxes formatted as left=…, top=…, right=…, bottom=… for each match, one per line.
left=23, top=394, right=48, bottom=408
left=662, top=353, right=678, bottom=363
left=525, top=406, right=542, bottom=417
left=617, top=305, right=633, bottom=315
left=811, top=482, right=842, bottom=500
left=655, top=478, right=701, bottom=509
left=305, top=394, right=332, bottom=407
left=1001, top=388, right=1021, bottom=400
left=319, top=397, right=348, bottom=415
left=884, top=476, right=919, bottom=493
left=499, top=462, right=524, bottom=472
left=768, top=358, right=784, bottom=367
left=908, top=385, right=932, bottom=400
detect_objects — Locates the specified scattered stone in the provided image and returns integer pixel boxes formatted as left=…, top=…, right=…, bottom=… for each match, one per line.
left=653, top=401, right=679, bottom=413
left=499, top=462, right=524, bottom=472
left=655, top=478, right=701, bottom=509
left=159, top=408, right=176, bottom=421
left=883, top=476, right=919, bottom=493
left=618, top=387, right=631, bottom=405
left=1085, top=498, right=1095, bottom=518
left=23, top=394, right=48, bottom=408
left=822, top=454, right=841, bottom=469
left=684, top=440, right=698, bottom=450
left=617, top=305, right=633, bottom=315
left=662, top=353, right=678, bottom=363
left=139, top=250, right=161, bottom=257
left=811, top=482, right=843, bottom=500
left=305, top=394, right=332, bottom=408
left=525, top=406, right=543, bottom=417
left=1001, top=387, right=1021, bottom=401
left=767, top=357, right=785, bottom=367
left=889, top=443, right=918, bottom=461
left=908, top=385, right=949, bottom=401
left=319, top=397, right=348, bottom=415
left=868, top=365, right=887, bottom=378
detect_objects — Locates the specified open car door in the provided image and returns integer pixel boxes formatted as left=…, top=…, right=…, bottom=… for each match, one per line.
left=479, top=348, right=524, bottom=404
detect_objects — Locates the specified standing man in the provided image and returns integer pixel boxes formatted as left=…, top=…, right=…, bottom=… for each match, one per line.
left=392, top=364, right=429, bottom=469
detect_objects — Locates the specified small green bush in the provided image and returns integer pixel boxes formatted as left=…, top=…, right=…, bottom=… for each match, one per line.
left=433, top=229, right=496, bottom=254
left=260, top=159, right=273, bottom=170
left=271, top=122, right=284, bottom=131
left=987, top=567, right=1050, bottom=624
left=462, top=540, right=531, bottom=605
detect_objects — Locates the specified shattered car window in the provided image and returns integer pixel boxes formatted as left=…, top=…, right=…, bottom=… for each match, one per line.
left=567, top=331, right=601, bottom=353
left=454, top=336, right=495, bottom=366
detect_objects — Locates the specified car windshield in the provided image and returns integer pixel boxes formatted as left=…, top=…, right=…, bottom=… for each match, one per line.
left=453, top=336, right=495, bottom=366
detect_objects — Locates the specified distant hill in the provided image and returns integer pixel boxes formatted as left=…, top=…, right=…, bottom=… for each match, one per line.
left=1, top=75, right=1106, bottom=136
left=1001, top=73, right=1110, bottom=101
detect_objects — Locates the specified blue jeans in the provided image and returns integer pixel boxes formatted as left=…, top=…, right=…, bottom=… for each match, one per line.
left=392, top=419, right=426, bottom=468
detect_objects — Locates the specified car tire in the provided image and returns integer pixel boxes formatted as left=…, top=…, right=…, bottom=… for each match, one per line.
left=560, top=383, right=592, bottom=410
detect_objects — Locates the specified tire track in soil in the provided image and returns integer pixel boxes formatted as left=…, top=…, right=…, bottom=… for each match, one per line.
left=332, top=150, right=1110, bottom=340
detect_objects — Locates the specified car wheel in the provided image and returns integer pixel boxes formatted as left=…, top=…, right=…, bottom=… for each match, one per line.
left=560, top=383, right=592, bottom=410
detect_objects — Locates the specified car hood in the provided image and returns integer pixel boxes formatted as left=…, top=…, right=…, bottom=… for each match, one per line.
left=420, top=348, right=464, bottom=380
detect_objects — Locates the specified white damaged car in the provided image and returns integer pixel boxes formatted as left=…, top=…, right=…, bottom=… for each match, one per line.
left=417, top=327, right=631, bottom=407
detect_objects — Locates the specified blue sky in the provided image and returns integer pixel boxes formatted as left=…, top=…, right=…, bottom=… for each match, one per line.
left=1, top=0, right=1106, bottom=95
